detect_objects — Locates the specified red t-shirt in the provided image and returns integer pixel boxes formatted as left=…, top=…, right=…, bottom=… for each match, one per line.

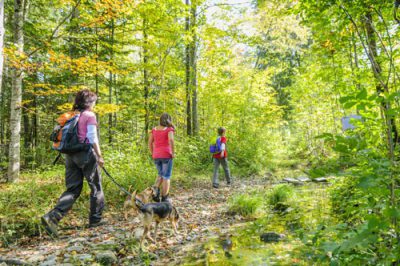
left=151, top=127, right=174, bottom=159
left=213, top=136, right=228, bottom=159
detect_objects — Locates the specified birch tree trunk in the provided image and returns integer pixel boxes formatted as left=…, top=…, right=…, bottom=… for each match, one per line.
left=8, top=0, right=25, bottom=181
left=0, top=0, right=4, bottom=100
left=143, top=17, right=150, bottom=137
left=0, top=0, right=4, bottom=152
left=191, top=2, right=199, bottom=136
left=108, top=19, right=114, bottom=144
left=185, top=0, right=192, bottom=136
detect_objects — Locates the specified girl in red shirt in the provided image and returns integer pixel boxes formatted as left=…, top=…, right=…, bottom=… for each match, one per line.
left=148, top=113, right=175, bottom=202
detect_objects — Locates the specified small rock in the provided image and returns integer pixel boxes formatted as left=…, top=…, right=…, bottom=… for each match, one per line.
left=260, top=232, right=285, bottom=243
left=100, top=240, right=116, bottom=245
left=68, top=237, right=87, bottom=244
left=28, top=254, right=45, bottom=263
left=314, top=177, right=328, bottom=183
left=95, top=251, right=117, bottom=265
left=210, top=249, right=219, bottom=254
left=66, top=245, right=84, bottom=252
left=39, top=255, right=57, bottom=266
left=0, top=258, right=32, bottom=266
left=76, top=254, right=92, bottom=261
left=221, top=236, right=233, bottom=252
left=134, top=228, right=143, bottom=240
left=296, top=176, right=311, bottom=182
left=282, top=177, right=302, bottom=185
left=115, top=233, right=125, bottom=239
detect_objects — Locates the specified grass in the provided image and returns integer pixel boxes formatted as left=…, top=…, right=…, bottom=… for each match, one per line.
left=266, top=183, right=296, bottom=211
left=0, top=159, right=157, bottom=247
left=228, top=193, right=262, bottom=217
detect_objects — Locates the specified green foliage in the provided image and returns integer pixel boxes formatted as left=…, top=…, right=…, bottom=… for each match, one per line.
left=228, top=193, right=262, bottom=217
left=0, top=167, right=65, bottom=246
left=266, top=184, right=296, bottom=212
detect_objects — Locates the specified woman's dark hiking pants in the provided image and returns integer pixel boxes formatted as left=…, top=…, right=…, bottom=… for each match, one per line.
left=47, top=150, right=105, bottom=224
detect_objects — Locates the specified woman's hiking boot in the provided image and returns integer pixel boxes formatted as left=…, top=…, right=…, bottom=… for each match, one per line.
left=41, top=213, right=59, bottom=238
left=88, top=220, right=106, bottom=228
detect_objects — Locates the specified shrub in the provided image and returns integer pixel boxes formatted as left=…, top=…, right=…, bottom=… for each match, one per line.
left=266, top=184, right=295, bottom=211
left=228, top=193, right=262, bottom=217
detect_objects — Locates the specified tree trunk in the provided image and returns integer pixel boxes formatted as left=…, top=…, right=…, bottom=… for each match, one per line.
left=8, top=0, right=25, bottom=181
left=364, top=10, right=398, bottom=231
left=191, top=2, right=199, bottom=136
left=114, top=73, right=117, bottom=128
left=0, top=68, right=5, bottom=145
left=108, top=19, right=114, bottom=144
left=0, top=0, right=4, bottom=106
left=364, top=12, right=398, bottom=145
left=143, top=18, right=150, bottom=136
left=185, top=0, right=192, bottom=136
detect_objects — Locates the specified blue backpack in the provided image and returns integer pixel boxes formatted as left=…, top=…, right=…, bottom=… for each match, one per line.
left=209, top=137, right=222, bottom=154
left=50, top=112, right=91, bottom=154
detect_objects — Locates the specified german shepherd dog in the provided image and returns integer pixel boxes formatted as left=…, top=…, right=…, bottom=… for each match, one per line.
left=123, top=186, right=158, bottom=220
left=133, top=195, right=179, bottom=248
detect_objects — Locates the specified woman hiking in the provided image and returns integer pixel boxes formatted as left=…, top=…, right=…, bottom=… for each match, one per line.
left=41, top=89, right=105, bottom=237
left=149, top=113, right=175, bottom=202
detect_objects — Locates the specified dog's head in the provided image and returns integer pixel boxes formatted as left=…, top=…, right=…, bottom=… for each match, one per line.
left=136, top=186, right=156, bottom=203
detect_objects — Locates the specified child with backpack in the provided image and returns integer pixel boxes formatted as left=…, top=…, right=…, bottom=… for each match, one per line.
left=41, top=89, right=105, bottom=237
left=211, top=127, right=231, bottom=188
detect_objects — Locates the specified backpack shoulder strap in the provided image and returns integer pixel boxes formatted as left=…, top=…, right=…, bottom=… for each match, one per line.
left=68, top=114, right=81, bottom=133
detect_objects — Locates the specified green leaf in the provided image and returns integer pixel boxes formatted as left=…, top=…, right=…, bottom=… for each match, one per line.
left=356, top=88, right=367, bottom=100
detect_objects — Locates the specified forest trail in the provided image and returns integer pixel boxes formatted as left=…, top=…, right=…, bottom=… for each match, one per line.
left=0, top=176, right=272, bottom=265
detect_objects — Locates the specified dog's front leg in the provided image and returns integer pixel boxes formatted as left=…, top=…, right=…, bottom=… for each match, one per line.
left=171, top=220, right=178, bottom=235
left=153, top=222, right=159, bottom=243
left=140, top=225, right=149, bottom=249
left=145, top=225, right=155, bottom=243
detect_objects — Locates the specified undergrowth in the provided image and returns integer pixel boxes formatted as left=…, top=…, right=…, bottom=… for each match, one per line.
left=228, top=193, right=262, bottom=217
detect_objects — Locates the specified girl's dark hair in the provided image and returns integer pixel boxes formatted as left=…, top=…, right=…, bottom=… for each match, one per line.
left=160, top=113, right=174, bottom=128
left=73, top=89, right=97, bottom=111
left=218, top=127, right=226, bottom=136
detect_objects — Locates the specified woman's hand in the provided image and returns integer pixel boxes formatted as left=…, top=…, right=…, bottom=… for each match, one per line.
left=98, top=156, right=105, bottom=168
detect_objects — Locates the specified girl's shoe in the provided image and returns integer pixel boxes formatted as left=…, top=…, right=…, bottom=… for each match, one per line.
left=161, top=194, right=171, bottom=203
left=152, top=187, right=161, bottom=202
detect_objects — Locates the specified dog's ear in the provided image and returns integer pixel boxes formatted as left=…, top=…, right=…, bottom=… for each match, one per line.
left=132, top=190, right=137, bottom=198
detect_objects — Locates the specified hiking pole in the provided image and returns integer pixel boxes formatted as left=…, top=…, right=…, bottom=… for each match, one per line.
left=101, top=167, right=131, bottom=196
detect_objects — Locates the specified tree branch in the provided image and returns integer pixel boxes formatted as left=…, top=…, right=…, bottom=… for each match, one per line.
left=26, top=0, right=82, bottom=58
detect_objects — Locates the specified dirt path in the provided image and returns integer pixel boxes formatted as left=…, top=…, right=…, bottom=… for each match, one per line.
left=0, top=177, right=271, bottom=265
